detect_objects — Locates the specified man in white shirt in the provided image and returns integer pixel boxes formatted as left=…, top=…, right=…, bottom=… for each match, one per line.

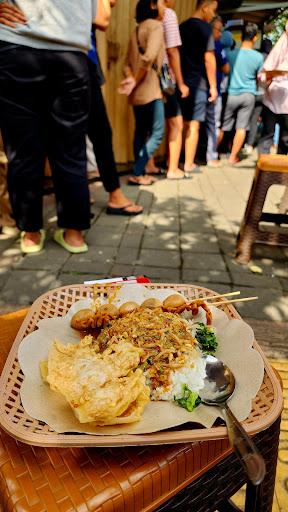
left=163, top=0, right=189, bottom=180
left=146, top=0, right=189, bottom=180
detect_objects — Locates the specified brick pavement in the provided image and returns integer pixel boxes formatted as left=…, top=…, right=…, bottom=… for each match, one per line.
left=0, top=160, right=287, bottom=357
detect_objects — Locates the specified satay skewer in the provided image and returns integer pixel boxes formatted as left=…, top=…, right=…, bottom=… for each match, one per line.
left=201, top=291, right=241, bottom=302
left=209, top=296, right=258, bottom=307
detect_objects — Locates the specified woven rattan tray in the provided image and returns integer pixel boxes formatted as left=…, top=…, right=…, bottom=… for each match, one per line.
left=0, top=284, right=283, bottom=447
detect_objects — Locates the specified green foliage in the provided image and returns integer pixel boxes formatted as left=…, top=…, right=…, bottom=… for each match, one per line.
left=264, top=8, right=288, bottom=44
left=174, top=385, right=201, bottom=412
left=195, top=323, right=218, bottom=355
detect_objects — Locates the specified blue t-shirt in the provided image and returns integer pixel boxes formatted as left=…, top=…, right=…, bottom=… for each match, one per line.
left=88, top=30, right=98, bottom=66
left=228, top=48, right=264, bottom=96
left=87, top=30, right=105, bottom=86
left=215, top=40, right=227, bottom=95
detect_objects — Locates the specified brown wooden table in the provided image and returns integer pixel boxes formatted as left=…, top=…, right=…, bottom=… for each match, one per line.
left=0, top=309, right=282, bottom=512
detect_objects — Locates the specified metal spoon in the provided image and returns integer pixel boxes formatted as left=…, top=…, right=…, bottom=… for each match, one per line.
left=199, top=355, right=266, bottom=485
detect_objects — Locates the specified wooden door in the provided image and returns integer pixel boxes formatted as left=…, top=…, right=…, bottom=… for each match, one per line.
left=98, top=0, right=196, bottom=164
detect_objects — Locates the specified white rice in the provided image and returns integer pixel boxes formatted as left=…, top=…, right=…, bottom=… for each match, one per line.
left=148, top=313, right=216, bottom=402
left=180, top=307, right=207, bottom=325
left=152, top=352, right=207, bottom=401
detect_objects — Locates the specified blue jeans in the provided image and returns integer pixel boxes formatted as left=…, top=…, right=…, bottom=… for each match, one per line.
left=206, top=98, right=218, bottom=162
left=133, top=99, right=165, bottom=177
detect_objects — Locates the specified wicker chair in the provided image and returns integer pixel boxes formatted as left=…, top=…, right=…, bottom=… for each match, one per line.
left=236, top=154, right=288, bottom=264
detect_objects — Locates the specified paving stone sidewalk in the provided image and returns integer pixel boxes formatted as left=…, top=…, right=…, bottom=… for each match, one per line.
left=0, top=159, right=287, bottom=357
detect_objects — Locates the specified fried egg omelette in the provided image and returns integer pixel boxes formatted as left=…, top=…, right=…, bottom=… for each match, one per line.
left=40, top=335, right=150, bottom=425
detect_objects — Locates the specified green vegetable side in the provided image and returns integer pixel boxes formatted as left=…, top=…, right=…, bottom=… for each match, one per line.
left=174, top=385, right=201, bottom=412
left=174, top=324, right=218, bottom=412
left=195, top=323, right=218, bottom=355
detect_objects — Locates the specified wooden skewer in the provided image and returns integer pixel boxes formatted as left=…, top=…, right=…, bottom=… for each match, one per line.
left=203, top=291, right=241, bottom=301
left=209, top=296, right=258, bottom=306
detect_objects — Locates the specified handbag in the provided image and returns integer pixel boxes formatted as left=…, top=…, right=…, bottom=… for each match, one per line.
left=156, top=62, right=175, bottom=96
left=136, top=27, right=175, bottom=96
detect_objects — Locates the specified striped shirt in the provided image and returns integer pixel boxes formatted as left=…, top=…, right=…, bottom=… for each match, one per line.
left=163, top=7, right=182, bottom=81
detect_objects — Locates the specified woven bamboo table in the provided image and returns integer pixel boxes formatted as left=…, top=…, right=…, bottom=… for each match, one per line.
left=0, top=293, right=282, bottom=512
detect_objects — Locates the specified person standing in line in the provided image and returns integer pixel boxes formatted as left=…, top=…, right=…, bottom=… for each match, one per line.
left=219, top=29, right=234, bottom=100
left=179, top=0, right=218, bottom=175
left=258, top=22, right=288, bottom=155
left=0, top=0, right=111, bottom=254
left=119, top=0, right=166, bottom=186
left=217, top=29, right=234, bottom=157
left=162, top=0, right=190, bottom=180
left=243, top=38, right=272, bottom=156
left=258, top=23, right=288, bottom=217
left=146, top=0, right=190, bottom=180
left=205, top=15, right=229, bottom=167
left=86, top=9, right=143, bottom=215
left=218, top=23, right=264, bottom=165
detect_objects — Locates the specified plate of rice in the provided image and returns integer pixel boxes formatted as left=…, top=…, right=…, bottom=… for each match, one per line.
left=18, top=284, right=264, bottom=436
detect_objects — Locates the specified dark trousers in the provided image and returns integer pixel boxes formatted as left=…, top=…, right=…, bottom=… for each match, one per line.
left=0, top=42, right=91, bottom=232
left=87, top=59, right=120, bottom=193
left=247, top=96, right=263, bottom=147
left=258, top=105, right=288, bottom=155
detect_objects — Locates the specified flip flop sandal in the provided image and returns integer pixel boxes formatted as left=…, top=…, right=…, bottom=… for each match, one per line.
left=128, top=178, right=154, bottom=186
left=20, top=229, right=46, bottom=254
left=106, top=204, right=143, bottom=216
left=166, top=172, right=186, bottom=180
left=145, top=168, right=166, bottom=176
left=170, top=173, right=193, bottom=180
left=53, top=228, right=88, bottom=254
left=206, top=161, right=223, bottom=169
left=184, top=166, right=202, bottom=176
left=229, top=160, right=243, bottom=167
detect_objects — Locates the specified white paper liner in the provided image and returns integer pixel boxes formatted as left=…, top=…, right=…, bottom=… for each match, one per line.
left=18, top=284, right=264, bottom=435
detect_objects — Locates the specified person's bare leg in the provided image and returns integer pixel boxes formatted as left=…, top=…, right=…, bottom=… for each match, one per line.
left=166, top=116, right=184, bottom=179
left=64, top=229, right=86, bottom=247
left=108, top=188, right=134, bottom=206
left=184, top=120, right=200, bottom=171
left=108, top=187, right=143, bottom=213
left=229, top=129, right=246, bottom=164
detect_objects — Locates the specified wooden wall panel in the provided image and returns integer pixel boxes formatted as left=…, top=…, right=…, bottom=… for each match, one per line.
left=100, top=0, right=197, bottom=164
left=175, top=0, right=196, bottom=23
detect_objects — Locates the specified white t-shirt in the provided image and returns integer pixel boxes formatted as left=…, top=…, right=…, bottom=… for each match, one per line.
left=0, top=0, right=97, bottom=52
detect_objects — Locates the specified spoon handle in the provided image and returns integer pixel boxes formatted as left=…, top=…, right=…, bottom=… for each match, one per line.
left=222, top=404, right=266, bottom=486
